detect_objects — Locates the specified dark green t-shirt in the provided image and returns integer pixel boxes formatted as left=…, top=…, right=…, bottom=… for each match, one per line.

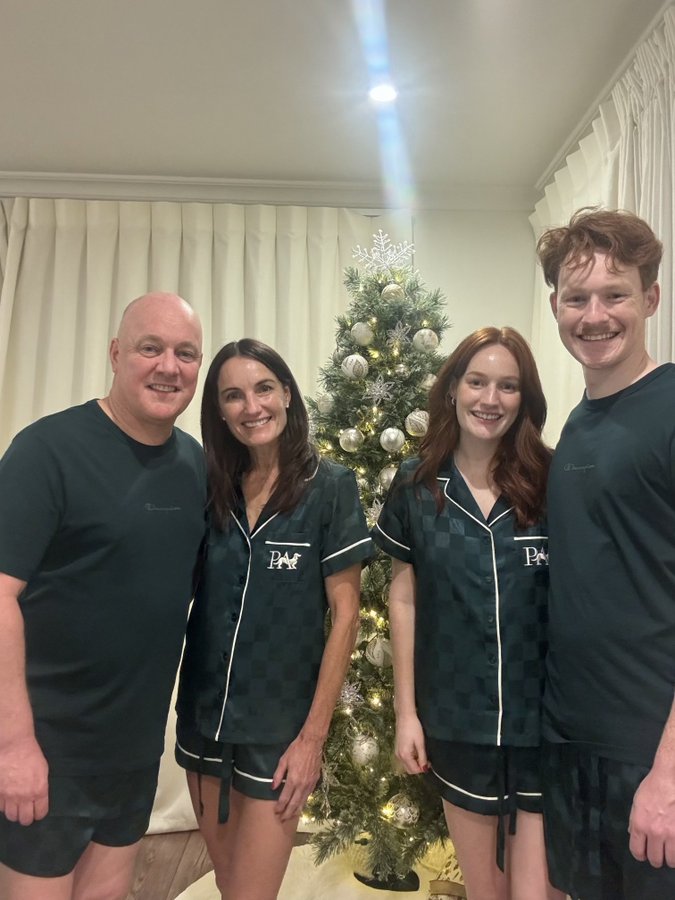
left=544, top=364, right=675, bottom=766
left=177, top=458, right=371, bottom=743
left=373, top=457, right=549, bottom=747
left=0, top=401, right=206, bottom=774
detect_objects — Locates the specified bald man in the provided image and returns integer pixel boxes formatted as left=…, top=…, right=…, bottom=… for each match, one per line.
left=0, top=293, right=206, bottom=899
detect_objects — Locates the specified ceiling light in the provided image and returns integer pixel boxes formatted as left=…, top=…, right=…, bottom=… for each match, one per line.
left=369, top=83, right=398, bottom=103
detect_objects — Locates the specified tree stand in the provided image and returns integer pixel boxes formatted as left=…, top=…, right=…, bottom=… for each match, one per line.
left=353, top=870, right=421, bottom=891
left=428, top=847, right=466, bottom=899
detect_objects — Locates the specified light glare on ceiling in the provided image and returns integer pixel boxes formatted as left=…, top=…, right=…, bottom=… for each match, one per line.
left=369, top=83, right=398, bottom=103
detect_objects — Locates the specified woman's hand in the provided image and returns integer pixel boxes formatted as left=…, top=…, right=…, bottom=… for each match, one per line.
left=395, top=712, right=428, bottom=775
left=272, top=729, right=324, bottom=822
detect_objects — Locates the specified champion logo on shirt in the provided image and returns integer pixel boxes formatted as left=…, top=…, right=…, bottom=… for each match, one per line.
left=267, top=550, right=302, bottom=570
left=563, top=463, right=595, bottom=473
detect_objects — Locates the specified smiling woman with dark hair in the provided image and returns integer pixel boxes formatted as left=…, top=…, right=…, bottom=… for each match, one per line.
left=175, top=338, right=371, bottom=900
left=373, top=327, right=563, bottom=900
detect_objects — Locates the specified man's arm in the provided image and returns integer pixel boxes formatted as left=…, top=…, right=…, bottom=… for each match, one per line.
left=629, top=691, right=675, bottom=867
left=0, top=572, right=49, bottom=826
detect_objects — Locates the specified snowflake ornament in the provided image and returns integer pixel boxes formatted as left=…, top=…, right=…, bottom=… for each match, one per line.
left=363, top=374, right=395, bottom=406
left=353, top=230, right=414, bottom=274
left=340, top=682, right=365, bottom=708
left=366, top=498, right=384, bottom=527
left=386, top=321, right=412, bottom=346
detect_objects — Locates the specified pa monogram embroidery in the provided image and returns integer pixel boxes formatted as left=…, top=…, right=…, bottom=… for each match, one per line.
left=267, top=550, right=302, bottom=570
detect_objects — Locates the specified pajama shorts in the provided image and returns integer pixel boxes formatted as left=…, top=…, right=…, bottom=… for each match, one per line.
left=175, top=724, right=289, bottom=823
left=542, top=740, right=675, bottom=900
left=0, top=763, right=159, bottom=877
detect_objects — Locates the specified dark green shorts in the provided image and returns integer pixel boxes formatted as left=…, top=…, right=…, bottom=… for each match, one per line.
left=425, top=737, right=543, bottom=815
left=175, top=724, right=289, bottom=822
left=0, top=763, right=159, bottom=878
left=542, top=741, right=675, bottom=900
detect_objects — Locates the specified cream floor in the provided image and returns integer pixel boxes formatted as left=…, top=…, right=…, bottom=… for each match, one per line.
left=176, top=842, right=452, bottom=900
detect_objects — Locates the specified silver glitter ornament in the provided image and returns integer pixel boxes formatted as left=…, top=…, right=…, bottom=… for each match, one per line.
left=316, top=393, right=335, bottom=414
left=380, top=283, right=405, bottom=301
left=412, top=328, right=439, bottom=352
left=378, top=464, right=398, bottom=489
left=387, top=793, right=420, bottom=828
left=350, top=321, right=374, bottom=346
left=339, top=427, right=365, bottom=453
left=379, top=427, right=405, bottom=452
left=351, top=734, right=380, bottom=766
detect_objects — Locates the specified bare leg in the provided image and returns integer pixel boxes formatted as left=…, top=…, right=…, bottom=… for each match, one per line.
left=0, top=862, right=73, bottom=900
left=443, top=800, right=508, bottom=900
left=187, top=771, right=298, bottom=900
left=506, top=810, right=565, bottom=900
left=71, top=841, right=141, bottom=900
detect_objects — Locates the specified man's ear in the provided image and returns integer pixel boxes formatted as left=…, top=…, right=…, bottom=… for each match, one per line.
left=645, top=282, right=660, bottom=318
left=109, top=338, right=120, bottom=373
left=549, top=292, right=559, bottom=318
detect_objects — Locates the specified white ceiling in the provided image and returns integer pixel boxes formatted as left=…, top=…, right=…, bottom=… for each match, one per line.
left=0, top=0, right=668, bottom=209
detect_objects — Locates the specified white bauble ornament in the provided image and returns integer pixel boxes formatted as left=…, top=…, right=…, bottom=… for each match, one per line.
left=351, top=322, right=374, bottom=346
left=351, top=734, right=380, bottom=766
left=378, top=464, right=398, bottom=490
left=381, top=283, right=405, bottom=301
left=405, top=409, right=429, bottom=437
left=412, top=328, right=440, bottom=352
left=421, top=373, right=437, bottom=391
left=379, top=427, right=405, bottom=452
left=394, top=362, right=409, bottom=377
left=339, top=428, right=365, bottom=453
left=341, top=353, right=369, bottom=380
left=365, top=636, right=393, bottom=667
left=388, top=793, right=420, bottom=828
left=316, top=393, right=335, bottom=415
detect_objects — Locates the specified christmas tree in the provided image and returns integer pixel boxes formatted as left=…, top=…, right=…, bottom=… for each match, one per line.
left=305, top=232, right=451, bottom=885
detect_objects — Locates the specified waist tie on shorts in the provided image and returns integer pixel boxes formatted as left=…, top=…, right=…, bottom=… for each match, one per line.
left=218, top=760, right=231, bottom=823
left=195, top=761, right=231, bottom=824
left=495, top=745, right=519, bottom=871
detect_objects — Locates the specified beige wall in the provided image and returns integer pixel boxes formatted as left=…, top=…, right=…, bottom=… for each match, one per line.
left=412, top=209, right=536, bottom=356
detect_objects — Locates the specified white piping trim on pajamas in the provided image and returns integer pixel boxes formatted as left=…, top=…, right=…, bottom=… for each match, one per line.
left=430, top=766, right=542, bottom=800
left=321, top=536, right=370, bottom=563
left=442, top=483, right=514, bottom=748
left=176, top=740, right=223, bottom=764
left=233, top=766, right=285, bottom=785
left=216, top=514, right=253, bottom=741
left=265, top=540, right=311, bottom=546
left=375, top=522, right=410, bottom=552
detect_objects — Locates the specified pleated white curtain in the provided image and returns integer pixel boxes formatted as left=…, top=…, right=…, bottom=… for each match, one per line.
left=530, top=4, right=675, bottom=443
left=0, top=198, right=412, bottom=452
left=612, top=8, right=675, bottom=364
